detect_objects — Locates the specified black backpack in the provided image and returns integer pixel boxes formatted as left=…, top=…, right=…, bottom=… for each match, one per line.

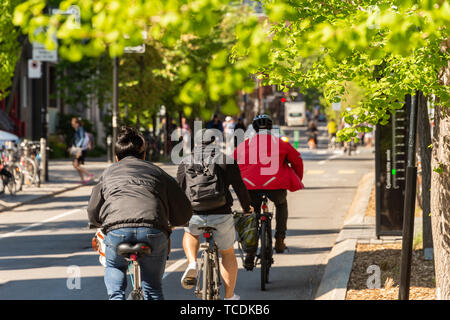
left=185, top=155, right=227, bottom=211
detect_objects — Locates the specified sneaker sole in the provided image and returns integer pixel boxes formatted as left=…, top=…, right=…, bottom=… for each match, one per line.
left=181, top=268, right=197, bottom=289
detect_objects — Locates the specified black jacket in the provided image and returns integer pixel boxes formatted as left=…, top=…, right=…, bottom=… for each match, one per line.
left=87, top=156, right=192, bottom=237
left=176, top=145, right=251, bottom=215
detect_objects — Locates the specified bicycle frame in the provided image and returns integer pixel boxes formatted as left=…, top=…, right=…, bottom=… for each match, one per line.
left=127, top=254, right=144, bottom=300
left=195, top=229, right=222, bottom=300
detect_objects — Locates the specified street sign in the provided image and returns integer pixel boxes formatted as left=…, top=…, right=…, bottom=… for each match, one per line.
left=32, top=42, right=58, bottom=62
left=332, top=101, right=341, bottom=111
left=51, top=5, right=81, bottom=27
left=124, top=31, right=147, bottom=54
left=28, top=60, right=42, bottom=79
left=375, top=95, right=411, bottom=237
left=124, top=44, right=145, bottom=54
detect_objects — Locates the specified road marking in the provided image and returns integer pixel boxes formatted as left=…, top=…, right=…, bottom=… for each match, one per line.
left=163, top=258, right=187, bottom=279
left=0, top=207, right=84, bottom=240
left=306, top=170, right=324, bottom=175
left=338, top=170, right=356, bottom=174
left=318, top=153, right=341, bottom=165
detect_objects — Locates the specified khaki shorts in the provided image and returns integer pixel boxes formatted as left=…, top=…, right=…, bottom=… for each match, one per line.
left=184, top=214, right=236, bottom=251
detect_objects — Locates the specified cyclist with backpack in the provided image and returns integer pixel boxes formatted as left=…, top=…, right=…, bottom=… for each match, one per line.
left=177, top=128, right=253, bottom=300
left=234, top=114, right=304, bottom=270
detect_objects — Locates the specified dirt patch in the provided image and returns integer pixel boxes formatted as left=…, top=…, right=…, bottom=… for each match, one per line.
left=346, top=242, right=435, bottom=300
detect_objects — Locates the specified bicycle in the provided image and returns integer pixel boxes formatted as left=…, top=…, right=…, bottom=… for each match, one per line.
left=194, top=226, right=222, bottom=300
left=1, top=146, right=23, bottom=192
left=0, top=165, right=17, bottom=196
left=116, top=242, right=152, bottom=300
left=19, top=141, right=41, bottom=188
left=234, top=193, right=274, bottom=291
left=256, top=194, right=274, bottom=291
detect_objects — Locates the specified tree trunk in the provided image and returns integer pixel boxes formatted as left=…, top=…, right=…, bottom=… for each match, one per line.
left=431, top=104, right=450, bottom=299
left=417, top=91, right=433, bottom=260
left=431, top=37, right=450, bottom=300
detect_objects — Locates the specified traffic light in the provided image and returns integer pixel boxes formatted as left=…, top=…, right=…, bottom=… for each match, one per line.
left=281, top=97, right=286, bottom=103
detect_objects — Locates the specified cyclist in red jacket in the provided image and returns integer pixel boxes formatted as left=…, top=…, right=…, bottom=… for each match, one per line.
left=234, top=114, right=304, bottom=270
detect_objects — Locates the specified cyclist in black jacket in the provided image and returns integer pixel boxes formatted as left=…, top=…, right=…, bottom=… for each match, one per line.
left=87, top=126, right=192, bottom=300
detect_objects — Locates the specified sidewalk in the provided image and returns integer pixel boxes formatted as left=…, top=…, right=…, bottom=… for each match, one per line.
left=0, top=158, right=180, bottom=213
left=0, top=158, right=110, bottom=213
left=315, top=171, right=422, bottom=300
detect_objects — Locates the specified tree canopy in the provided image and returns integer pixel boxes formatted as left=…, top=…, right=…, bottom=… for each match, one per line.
left=9, top=0, right=450, bottom=139
left=0, top=0, right=21, bottom=101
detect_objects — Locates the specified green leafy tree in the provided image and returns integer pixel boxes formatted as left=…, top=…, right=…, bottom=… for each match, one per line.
left=0, top=0, right=21, bottom=101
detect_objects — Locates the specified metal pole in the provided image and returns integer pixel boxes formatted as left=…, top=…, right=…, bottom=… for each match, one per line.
left=106, top=135, right=112, bottom=163
left=42, top=61, right=49, bottom=182
left=40, top=137, right=47, bottom=183
left=112, top=57, right=119, bottom=161
left=398, top=92, right=419, bottom=300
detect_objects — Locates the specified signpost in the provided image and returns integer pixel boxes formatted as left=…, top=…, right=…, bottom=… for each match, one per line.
left=375, top=95, right=411, bottom=237
left=399, top=92, right=419, bottom=300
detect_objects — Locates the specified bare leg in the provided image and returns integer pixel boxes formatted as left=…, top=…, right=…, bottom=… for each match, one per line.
left=73, top=160, right=85, bottom=181
left=219, top=247, right=238, bottom=299
left=183, top=232, right=200, bottom=264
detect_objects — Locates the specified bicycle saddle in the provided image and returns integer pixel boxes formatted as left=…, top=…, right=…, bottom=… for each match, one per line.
left=116, top=243, right=151, bottom=257
left=198, top=226, right=217, bottom=232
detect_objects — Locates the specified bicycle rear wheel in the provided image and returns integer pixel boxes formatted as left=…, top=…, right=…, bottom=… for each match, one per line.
left=260, top=220, right=269, bottom=290
left=202, top=251, right=211, bottom=300
left=212, top=248, right=221, bottom=300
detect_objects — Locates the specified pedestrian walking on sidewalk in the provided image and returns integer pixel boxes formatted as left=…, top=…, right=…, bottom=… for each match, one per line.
left=70, top=117, right=93, bottom=184
left=87, top=126, right=192, bottom=300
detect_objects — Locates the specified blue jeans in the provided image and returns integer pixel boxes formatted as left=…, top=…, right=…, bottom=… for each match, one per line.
left=104, top=227, right=168, bottom=300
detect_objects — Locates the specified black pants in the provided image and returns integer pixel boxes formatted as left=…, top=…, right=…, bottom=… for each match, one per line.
left=249, top=189, right=288, bottom=239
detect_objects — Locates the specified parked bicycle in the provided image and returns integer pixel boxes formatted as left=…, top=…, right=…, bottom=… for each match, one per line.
left=194, top=226, right=222, bottom=300
left=1, top=144, right=23, bottom=192
left=0, top=162, right=17, bottom=196
left=19, top=140, right=41, bottom=188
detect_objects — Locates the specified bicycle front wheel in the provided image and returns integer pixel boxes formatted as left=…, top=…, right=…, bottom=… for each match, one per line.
left=11, top=165, right=23, bottom=192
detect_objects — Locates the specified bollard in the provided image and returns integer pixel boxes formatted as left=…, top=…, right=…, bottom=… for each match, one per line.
left=40, top=138, right=47, bottom=183
left=107, top=135, right=113, bottom=163
left=293, top=130, right=299, bottom=150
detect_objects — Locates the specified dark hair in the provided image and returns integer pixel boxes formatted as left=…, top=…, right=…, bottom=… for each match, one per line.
left=72, top=117, right=83, bottom=126
left=115, top=126, right=146, bottom=160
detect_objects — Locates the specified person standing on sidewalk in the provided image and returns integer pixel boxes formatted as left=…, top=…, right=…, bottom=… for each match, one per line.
left=87, top=126, right=192, bottom=300
left=177, top=128, right=253, bottom=300
left=71, top=117, right=94, bottom=184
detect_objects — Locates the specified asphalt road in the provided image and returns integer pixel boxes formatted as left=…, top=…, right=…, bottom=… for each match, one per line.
left=0, top=136, right=374, bottom=300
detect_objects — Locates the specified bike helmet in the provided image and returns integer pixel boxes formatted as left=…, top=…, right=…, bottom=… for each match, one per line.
left=252, top=114, right=273, bottom=132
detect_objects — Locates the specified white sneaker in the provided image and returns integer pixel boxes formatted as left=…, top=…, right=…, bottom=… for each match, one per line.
left=181, top=262, right=198, bottom=289
left=224, top=293, right=240, bottom=300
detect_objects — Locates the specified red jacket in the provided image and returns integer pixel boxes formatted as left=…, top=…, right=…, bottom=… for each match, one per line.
left=233, top=134, right=304, bottom=191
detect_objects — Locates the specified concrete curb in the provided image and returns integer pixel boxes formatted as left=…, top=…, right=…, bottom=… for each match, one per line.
left=315, top=171, right=374, bottom=300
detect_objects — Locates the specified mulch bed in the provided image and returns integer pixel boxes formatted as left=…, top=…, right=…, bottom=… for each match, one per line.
left=346, top=243, right=435, bottom=300
left=345, top=184, right=436, bottom=300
